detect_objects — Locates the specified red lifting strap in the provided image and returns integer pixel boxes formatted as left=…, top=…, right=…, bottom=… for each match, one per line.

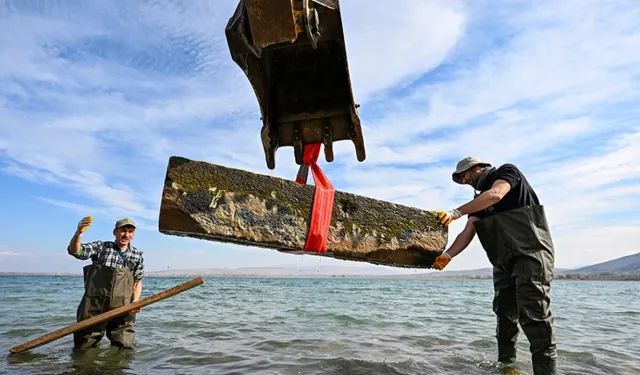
left=295, top=144, right=335, bottom=253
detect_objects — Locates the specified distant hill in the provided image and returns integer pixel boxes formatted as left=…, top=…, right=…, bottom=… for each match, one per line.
left=432, top=253, right=640, bottom=278
left=425, top=267, right=570, bottom=278
left=567, top=252, right=640, bottom=274
left=147, top=266, right=406, bottom=278
left=416, top=267, right=493, bottom=277
left=3, top=253, right=638, bottom=280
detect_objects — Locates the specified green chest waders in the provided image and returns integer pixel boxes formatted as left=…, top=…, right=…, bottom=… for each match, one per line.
left=73, top=264, right=137, bottom=349
left=473, top=205, right=557, bottom=375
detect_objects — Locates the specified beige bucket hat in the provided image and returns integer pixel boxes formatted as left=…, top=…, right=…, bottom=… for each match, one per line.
left=452, top=156, right=491, bottom=184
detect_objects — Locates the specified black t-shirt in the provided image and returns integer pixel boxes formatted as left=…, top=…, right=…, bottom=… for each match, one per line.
left=469, top=164, right=539, bottom=219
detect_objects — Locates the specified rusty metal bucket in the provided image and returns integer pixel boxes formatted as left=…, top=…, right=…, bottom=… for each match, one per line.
left=225, top=0, right=366, bottom=169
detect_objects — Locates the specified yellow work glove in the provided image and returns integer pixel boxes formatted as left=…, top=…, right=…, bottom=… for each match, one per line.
left=434, top=209, right=461, bottom=226
left=76, top=216, right=93, bottom=235
left=432, top=253, right=451, bottom=270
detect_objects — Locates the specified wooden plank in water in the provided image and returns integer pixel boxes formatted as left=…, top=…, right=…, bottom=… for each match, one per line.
left=9, top=276, right=204, bottom=354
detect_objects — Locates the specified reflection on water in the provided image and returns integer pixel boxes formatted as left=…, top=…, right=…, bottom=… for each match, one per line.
left=69, top=346, right=135, bottom=374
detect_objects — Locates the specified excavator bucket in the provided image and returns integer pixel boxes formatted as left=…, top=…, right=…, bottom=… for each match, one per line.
left=225, top=0, right=366, bottom=169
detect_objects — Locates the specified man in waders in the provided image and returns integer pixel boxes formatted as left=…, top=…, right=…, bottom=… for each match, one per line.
left=67, top=216, right=145, bottom=349
left=432, top=157, right=557, bottom=375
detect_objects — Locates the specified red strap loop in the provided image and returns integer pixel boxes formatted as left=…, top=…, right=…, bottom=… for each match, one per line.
left=295, top=144, right=335, bottom=253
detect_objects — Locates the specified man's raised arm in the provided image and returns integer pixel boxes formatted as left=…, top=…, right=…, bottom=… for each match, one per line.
left=67, top=216, right=93, bottom=257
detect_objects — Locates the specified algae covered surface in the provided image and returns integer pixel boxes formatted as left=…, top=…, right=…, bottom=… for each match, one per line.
left=159, top=156, right=448, bottom=268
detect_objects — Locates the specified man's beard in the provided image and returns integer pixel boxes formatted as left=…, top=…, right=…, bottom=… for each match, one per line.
left=471, top=177, right=481, bottom=190
left=472, top=166, right=495, bottom=191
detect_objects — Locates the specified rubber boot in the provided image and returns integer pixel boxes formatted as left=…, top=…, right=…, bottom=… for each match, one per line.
left=498, top=344, right=517, bottom=364
left=532, top=354, right=556, bottom=375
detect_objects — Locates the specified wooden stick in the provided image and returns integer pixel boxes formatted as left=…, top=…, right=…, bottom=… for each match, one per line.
left=9, top=276, right=204, bottom=354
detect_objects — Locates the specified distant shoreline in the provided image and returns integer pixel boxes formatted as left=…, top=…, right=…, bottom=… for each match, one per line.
left=1, top=272, right=639, bottom=281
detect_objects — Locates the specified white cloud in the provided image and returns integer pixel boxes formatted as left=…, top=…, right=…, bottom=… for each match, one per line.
left=340, top=0, right=466, bottom=100
left=0, top=0, right=468, bottom=227
left=0, top=248, right=28, bottom=257
left=552, top=224, right=640, bottom=268
left=352, top=1, right=640, bottom=151
left=1, top=0, right=639, bottom=271
left=327, top=0, right=640, bottom=269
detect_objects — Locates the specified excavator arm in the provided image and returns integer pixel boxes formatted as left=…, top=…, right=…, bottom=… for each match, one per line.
left=225, top=0, right=366, bottom=169
left=155, top=2, right=448, bottom=270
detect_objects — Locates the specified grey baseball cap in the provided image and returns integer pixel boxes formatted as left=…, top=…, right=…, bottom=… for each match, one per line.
left=452, top=156, right=491, bottom=184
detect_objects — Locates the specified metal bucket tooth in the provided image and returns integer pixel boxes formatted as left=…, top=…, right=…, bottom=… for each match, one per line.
left=225, top=0, right=366, bottom=169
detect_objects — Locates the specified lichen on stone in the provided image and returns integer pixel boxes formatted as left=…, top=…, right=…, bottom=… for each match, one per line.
left=208, top=187, right=225, bottom=208
left=159, top=156, right=448, bottom=268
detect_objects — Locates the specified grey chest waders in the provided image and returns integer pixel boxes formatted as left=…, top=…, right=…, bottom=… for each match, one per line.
left=73, top=264, right=137, bottom=349
left=473, top=204, right=554, bottom=271
left=473, top=205, right=558, bottom=375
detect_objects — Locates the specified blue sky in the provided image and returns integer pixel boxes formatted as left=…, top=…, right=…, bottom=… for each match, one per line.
left=1, top=0, right=639, bottom=274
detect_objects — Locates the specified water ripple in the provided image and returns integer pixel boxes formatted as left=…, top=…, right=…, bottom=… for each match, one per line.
left=1, top=276, right=639, bottom=375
